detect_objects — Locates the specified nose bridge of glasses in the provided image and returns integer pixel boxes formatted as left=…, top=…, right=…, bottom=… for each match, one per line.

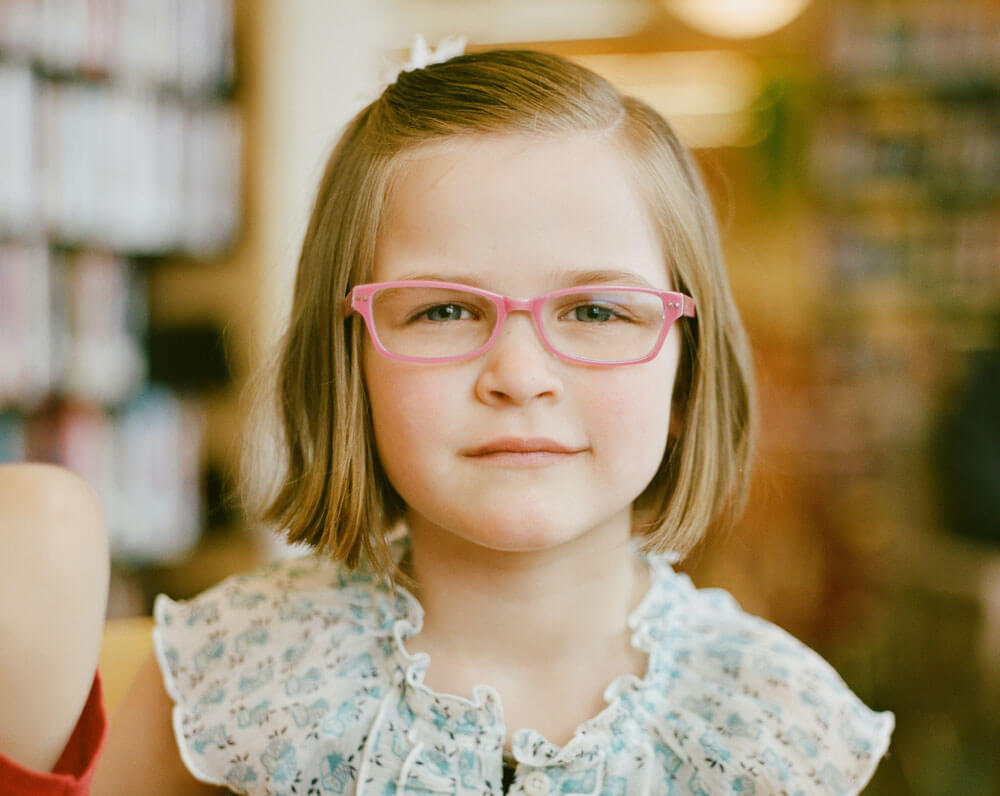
left=490, top=295, right=550, bottom=351
left=501, top=294, right=554, bottom=333
left=500, top=296, right=536, bottom=315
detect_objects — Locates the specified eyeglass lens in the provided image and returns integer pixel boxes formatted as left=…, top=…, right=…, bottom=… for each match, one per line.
left=369, top=285, right=666, bottom=362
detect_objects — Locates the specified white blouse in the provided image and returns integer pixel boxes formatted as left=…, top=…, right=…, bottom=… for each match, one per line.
left=153, top=541, right=894, bottom=795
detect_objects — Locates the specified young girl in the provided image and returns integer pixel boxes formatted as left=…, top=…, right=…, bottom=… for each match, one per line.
left=1, top=48, right=894, bottom=795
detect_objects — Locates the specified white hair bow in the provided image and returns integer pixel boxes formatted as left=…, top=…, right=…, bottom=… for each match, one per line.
left=392, top=33, right=467, bottom=78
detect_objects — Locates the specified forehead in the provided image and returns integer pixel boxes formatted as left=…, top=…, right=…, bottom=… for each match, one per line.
left=373, top=133, right=669, bottom=291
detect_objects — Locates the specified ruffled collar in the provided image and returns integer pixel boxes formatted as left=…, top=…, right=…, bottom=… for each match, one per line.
left=380, top=536, right=676, bottom=767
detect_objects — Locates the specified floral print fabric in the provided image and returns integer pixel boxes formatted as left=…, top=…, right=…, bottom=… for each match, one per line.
left=153, top=543, right=894, bottom=795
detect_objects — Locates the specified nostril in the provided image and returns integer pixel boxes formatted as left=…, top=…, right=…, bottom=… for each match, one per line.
left=476, top=347, right=563, bottom=406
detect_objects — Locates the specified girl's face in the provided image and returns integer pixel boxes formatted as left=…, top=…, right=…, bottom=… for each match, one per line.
left=364, top=133, right=681, bottom=553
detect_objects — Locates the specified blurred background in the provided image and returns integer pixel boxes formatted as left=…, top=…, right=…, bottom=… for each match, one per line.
left=1, top=0, right=998, bottom=792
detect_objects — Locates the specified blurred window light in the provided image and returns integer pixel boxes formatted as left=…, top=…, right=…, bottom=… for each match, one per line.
left=574, top=51, right=763, bottom=148
left=664, top=0, right=811, bottom=39
left=383, top=0, right=655, bottom=47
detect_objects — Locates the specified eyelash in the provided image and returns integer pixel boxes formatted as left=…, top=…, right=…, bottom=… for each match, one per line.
left=556, top=301, right=633, bottom=323
left=410, top=303, right=480, bottom=323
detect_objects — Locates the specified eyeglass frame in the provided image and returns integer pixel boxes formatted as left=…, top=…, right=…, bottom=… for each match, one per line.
left=342, top=280, right=697, bottom=366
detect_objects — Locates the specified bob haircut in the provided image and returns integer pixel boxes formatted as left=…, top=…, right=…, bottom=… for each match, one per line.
left=242, top=49, right=756, bottom=576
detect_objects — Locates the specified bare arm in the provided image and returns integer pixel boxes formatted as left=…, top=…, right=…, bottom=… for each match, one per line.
left=0, top=462, right=225, bottom=793
left=0, top=463, right=108, bottom=772
left=92, top=651, right=227, bottom=795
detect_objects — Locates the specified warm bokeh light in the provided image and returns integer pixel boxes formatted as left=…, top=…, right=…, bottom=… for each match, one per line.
left=665, top=0, right=811, bottom=38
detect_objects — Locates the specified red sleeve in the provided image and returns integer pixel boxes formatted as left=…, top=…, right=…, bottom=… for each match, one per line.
left=0, top=672, right=107, bottom=796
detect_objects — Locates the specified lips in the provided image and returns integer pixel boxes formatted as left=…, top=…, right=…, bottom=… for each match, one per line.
left=463, top=437, right=584, bottom=457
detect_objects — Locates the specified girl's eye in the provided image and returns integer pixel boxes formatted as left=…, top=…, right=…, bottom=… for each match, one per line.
left=418, top=303, right=472, bottom=322
left=569, top=304, right=623, bottom=323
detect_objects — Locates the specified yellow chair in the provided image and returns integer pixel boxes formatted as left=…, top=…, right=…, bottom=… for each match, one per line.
left=98, top=616, right=155, bottom=714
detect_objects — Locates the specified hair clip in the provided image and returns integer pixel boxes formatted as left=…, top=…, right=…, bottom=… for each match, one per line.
left=384, top=33, right=467, bottom=85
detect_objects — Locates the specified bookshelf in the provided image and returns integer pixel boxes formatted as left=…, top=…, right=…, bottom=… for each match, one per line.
left=808, top=0, right=1000, bottom=556
left=0, top=0, right=241, bottom=591
left=806, top=2, right=1000, bottom=792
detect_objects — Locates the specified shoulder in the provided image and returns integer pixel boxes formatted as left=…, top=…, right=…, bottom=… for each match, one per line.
left=0, top=462, right=108, bottom=602
left=635, top=557, right=895, bottom=795
left=0, top=460, right=99, bottom=500
left=150, top=553, right=407, bottom=792
left=154, top=552, right=383, bottom=629
left=0, top=462, right=106, bottom=553
left=152, top=551, right=403, bottom=702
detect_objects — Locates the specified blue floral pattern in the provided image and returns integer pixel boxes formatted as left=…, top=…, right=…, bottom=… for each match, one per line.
left=153, top=542, right=894, bottom=795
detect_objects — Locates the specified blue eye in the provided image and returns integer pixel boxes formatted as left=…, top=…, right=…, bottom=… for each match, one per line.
left=573, top=305, right=617, bottom=323
left=421, top=304, right=469, bottom=322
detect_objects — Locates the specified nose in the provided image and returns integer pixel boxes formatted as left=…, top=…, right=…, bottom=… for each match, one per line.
left=473, top=311, right=564, bottom=406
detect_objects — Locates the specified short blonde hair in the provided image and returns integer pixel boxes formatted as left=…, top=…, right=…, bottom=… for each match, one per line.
left=241, top=49, right=756, bottom=574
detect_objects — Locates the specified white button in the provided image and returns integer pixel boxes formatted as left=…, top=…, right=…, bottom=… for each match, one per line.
left=406, top=728, right=418, bottom=744
left=522, top=771, right=551, bottom=796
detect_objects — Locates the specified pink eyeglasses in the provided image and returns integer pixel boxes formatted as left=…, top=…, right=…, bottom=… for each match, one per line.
left=343, top=280, right=696, bottom=366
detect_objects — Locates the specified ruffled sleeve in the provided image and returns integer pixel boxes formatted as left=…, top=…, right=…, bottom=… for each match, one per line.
left=152, top=555, right=401, bottom=794
left=637, top=557, right=895, bottom=796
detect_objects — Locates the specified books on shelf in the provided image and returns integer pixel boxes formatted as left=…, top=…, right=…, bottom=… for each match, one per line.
left=0, top=242, right=146, bottom=411
left=106, top=387, right=205, bottom=563
left=809, top=2, right=1000, bottom=309
left=0, top=0, right=235, bottom=95
left=0, top=0, right=238, bottom=566
left=0, top=63, right=36, bottom=233
left=0, top=242, right=55, bottom=410
left=0, top=62, right=240, bottom=254
left=830, top=2, right=1000, bottom=83
left=58, top=249, right=148, bottom=405
left=809, top=107, right=1000, bottom=208
left=821, top=209, right=1000, bottom=298
left=799, top=0, right=1000, bottom=514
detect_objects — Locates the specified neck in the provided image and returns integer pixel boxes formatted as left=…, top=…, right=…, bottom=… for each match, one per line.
left=402, top=520, right=649, bottom=677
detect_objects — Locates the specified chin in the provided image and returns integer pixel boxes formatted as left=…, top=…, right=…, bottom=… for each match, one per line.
left=465, top=528, right=571, bottom=553
left=452, top=508, right=603, bottom=554
left=406, top=497, right=633, bottom=556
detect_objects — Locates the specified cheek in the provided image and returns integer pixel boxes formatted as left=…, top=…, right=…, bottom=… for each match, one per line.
left=582, top=343, right=678, bottom=477
left=586, top=374, right=672, bottom=461
left=363, top=353, right=454, bottom=466
left=363, top=350, right=408, bottom=470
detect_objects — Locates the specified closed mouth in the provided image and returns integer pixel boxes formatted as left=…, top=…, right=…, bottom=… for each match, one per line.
left=463, top=437, right=585, bottom=457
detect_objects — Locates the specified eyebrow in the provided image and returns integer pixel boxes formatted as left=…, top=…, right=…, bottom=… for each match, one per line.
left=395, top=272, right=485, bottom=287
left=562, top=270, right=657, bottom=289
left=394, top=269, right=659, bottom=290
